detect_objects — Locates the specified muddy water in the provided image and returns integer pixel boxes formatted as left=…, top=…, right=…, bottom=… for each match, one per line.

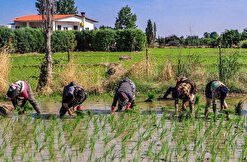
left=39, top=97, right=247, bottom=115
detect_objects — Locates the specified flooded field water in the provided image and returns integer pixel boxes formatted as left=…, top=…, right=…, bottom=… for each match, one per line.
left=0, top=97, right=247, bottom=161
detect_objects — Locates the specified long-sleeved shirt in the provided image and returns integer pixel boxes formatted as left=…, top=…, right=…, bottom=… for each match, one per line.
left=62, top=83, right=86, bottom=107
left=7, top=80, right=40, bottom=113
left=210, top=81, right=226, bottom=104
left=112, top=78, right=136, bottom=107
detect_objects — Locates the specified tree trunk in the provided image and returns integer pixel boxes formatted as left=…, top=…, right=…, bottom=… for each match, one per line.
left=37, top=0, right=54, bottom=92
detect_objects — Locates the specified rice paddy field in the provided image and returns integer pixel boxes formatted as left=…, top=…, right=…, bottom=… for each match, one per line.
left=1, top=102, right=247, bottom=161
left=1, top=48, right=247, bottom=161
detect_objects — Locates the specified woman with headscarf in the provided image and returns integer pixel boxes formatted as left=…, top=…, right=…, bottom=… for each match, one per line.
left=6, top=80, right=41, bottom=114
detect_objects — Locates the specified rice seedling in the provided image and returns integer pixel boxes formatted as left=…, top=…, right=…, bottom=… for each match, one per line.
left=121, top=139, right=127, bottom=160
left=145, top=91, right=155, bottom=102
left=146, top=140, right=155, bottom=158
left=11, top=143, right=19, bottom=160
left=88, top=136, right=96, bottom=161
left=235, top=100, right=244, bottom=115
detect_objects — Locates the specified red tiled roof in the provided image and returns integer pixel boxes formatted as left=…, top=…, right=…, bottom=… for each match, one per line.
left=14, top=14, right=75, bottom=22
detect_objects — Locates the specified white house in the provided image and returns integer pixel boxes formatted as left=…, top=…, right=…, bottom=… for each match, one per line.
left=12, top=12, right=98, bottom=31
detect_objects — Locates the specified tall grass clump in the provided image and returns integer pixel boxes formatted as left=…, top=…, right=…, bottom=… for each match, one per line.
left=219, top=52, right=241, bottom=82
left=176, top=53, right=204, bottom=79
left=0, top=47, right=11, bottom=95
left=127, top=59, right=157, bottom=81
left=159, top=61, right=174, bottom=81
left=58, top=60, right=104, bottom=93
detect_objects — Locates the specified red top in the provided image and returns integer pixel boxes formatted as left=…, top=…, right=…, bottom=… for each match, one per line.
left=18, top=81, right=29, bottom=99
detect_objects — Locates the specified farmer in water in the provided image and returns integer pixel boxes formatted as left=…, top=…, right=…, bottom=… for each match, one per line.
left=59, top=81, right=87, bottom=117
left=161, top=77, right=196, bottom=99
left=171, top=78, right=196, bottom=115
left=111, top=77, right=136, bottom=114
left=205, top=80, right=229, bottom=119
left=6, top=80, right=41, bottom=114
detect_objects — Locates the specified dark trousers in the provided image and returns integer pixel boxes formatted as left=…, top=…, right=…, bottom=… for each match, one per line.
left=59, top=105, right=67, bottom=117
left=163, top=87, right=176, bottom=98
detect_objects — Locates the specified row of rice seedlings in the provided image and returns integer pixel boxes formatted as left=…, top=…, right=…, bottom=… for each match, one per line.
left=1, top=107, right=247, bottom=161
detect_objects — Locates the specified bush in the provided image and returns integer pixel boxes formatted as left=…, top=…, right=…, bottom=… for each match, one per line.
left=239, top=40, right=247, bottom=48
left=219, top=52, right=241, bottom=82
left=75, top=30, right=94, bottom=51
left=176, top=54, right=201, bottom=77
left=157, top=37, right=165, bottom=46
left=92, top=29, right=116, bottom=51
left=52, top=30, right=76, bottom=52
left=14, top=28, right=44, bottom=53
left=116, top=29, right=146, bottom=51
left=0, top=27, right=15, bottom=50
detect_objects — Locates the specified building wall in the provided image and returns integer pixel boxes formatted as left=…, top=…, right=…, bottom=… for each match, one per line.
left=13, top=16, right=96, bottom=31
left=54, top=21, right=81, bottom=31
left=84, top=20, right=95, bottom=30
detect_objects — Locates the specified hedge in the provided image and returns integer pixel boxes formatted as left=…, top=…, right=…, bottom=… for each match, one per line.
left=14, top=28, right=44, bottom=53
left=93, top=29, right=116, bottom=51
left=0, top=27, right=15, bottom=51
left=0, top=27, right=146, bottom=53
left=51, top=30, right=76, bottom=52
left=75, top=30, right=94, bottom=51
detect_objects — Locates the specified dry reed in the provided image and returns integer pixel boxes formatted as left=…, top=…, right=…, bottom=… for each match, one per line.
left=127, top=60, right=155, bottom=80
left=0, top=47, right=11, bottom=95
left=59, top=61, right=104, bottom=93
left=159, top=61, right=174, bottom=81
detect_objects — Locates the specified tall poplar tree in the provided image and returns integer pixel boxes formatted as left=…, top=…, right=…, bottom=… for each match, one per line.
left=145, top=19, right=154, bottom=45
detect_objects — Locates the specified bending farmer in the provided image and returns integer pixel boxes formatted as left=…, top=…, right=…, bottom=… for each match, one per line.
left=7, top=80, right=41, bottom=114
left=205, top=80, right=229, bottom=119
left=160, top=77, right=191, bottom=99
left=111, top=78, right=136, bottom=114
left=172, top=78, right=196, bottom=115
left=59, top=81, right=87, bottom=117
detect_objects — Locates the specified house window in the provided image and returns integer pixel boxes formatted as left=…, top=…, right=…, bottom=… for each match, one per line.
left=57, top=25, right=61, bottom=30
left=15, top=26, right=20, bottom=29
left=73, top=26, right=78, bottom=30
left=85, top=27, right=89, bottom=30
left=63, top=27, right=68, bottom=30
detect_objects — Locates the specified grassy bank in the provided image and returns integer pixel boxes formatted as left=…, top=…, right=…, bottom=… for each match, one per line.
left=7, top=48, right=247, bottom=97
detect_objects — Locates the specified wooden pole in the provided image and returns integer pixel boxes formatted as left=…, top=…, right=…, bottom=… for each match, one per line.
left=218, top=44, right=222, bottom=81
left=68, top=48, right=71, bottom=63
left=146, top=48, right=149, bottom=76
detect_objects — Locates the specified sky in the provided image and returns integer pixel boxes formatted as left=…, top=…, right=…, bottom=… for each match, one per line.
left=1, top=0, right=247, bottom=37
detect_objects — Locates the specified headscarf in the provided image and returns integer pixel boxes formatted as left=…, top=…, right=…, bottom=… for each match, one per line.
left=7, top=84, right=19, bottom=99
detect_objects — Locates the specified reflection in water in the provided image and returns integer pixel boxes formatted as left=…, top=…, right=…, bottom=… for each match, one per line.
left=39, top=98, right=247, bottom=116
left=39, top=100, right=172, bottom=115
left=241, top=101, right=247, bottom=116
